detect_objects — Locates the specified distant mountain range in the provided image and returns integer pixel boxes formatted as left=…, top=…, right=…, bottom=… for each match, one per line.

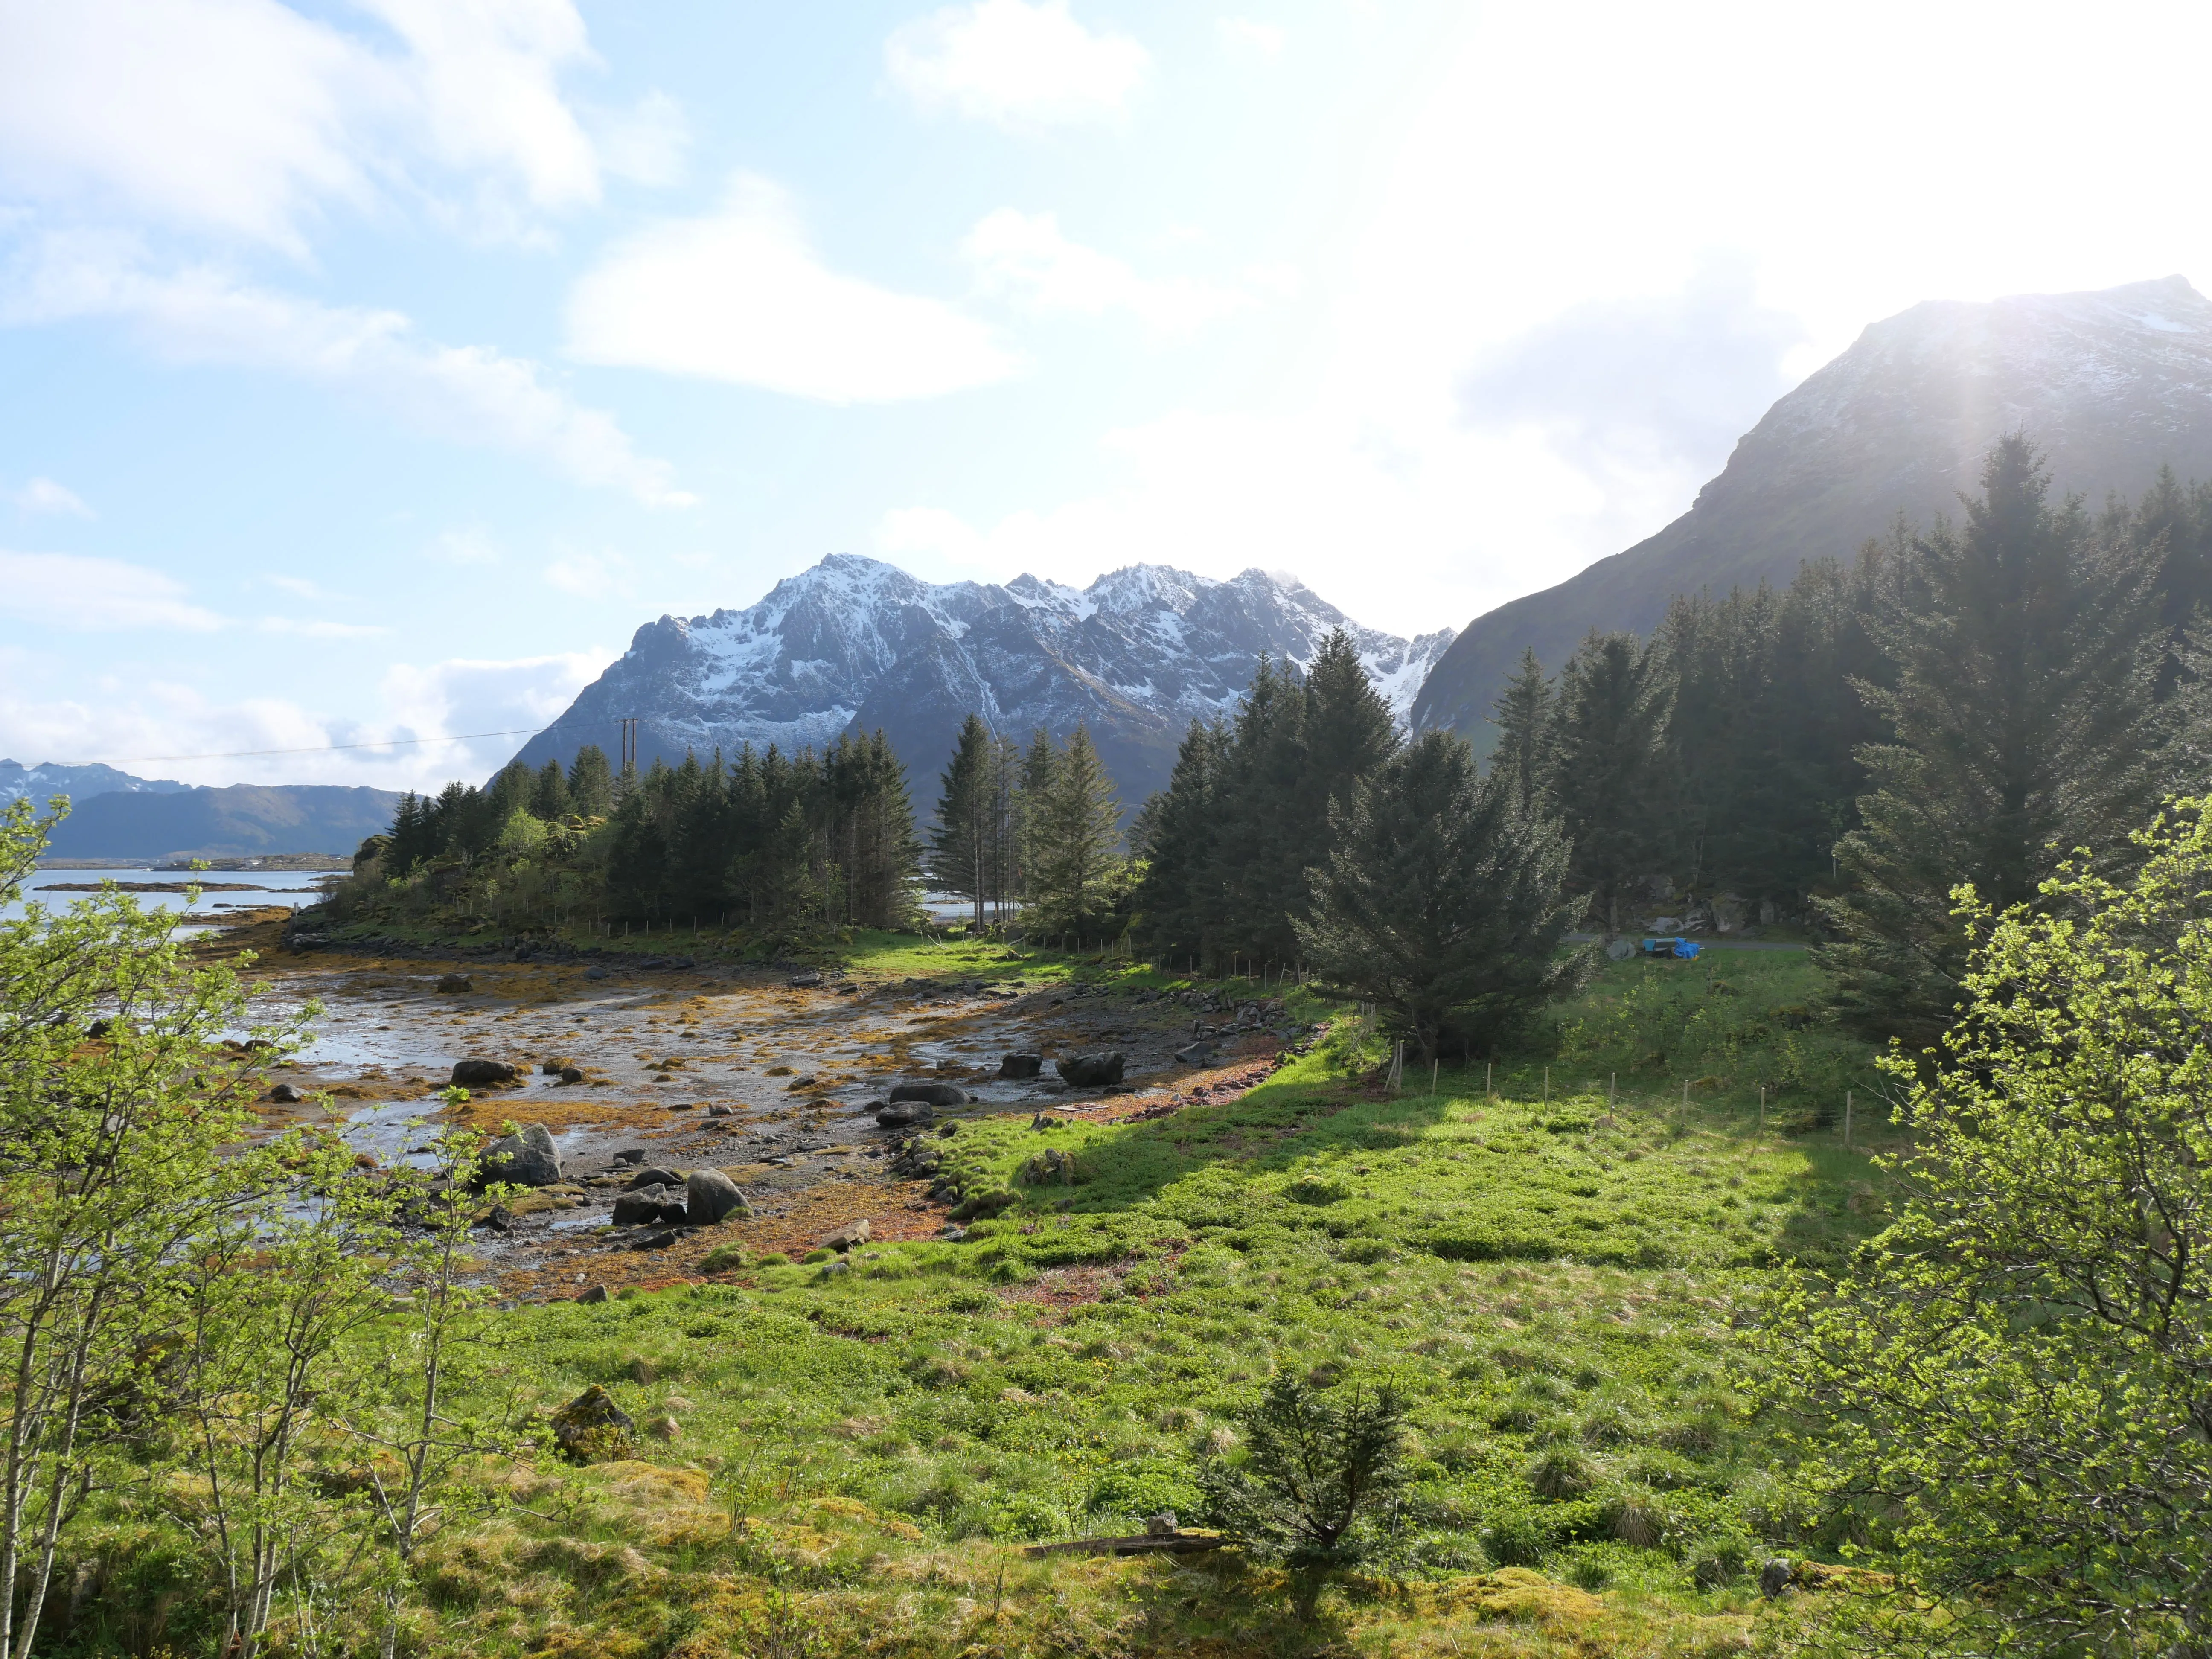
left=1414, top=273, right=2212, bottom=742
left=4, top=761, right=401, bottom=862
left=515, top=555, right=1454, bottom=805
left=1, top=759, right=190, bottom=812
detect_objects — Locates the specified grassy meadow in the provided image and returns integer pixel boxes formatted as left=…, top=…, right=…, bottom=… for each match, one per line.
left=85, top=946, right=1897, bottom=1657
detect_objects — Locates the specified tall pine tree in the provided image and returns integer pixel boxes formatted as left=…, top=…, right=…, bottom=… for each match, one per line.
left=1299, top=731, right=1585, bottom=1062
left=928, top=715, right=998, bottom=929
left=1489, top=649, right=1555, bottom=806
left=1819, top=436, right=2168, bottom=1043
left=1548, top=629, right=1669, bottom=934
left=1023, top=725, right=1125, bottom=937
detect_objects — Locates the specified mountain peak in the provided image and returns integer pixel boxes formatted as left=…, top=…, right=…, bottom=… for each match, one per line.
left=518, top=555, right=1452, bottom=804
left=1414, top=274, right=2212, bottom=741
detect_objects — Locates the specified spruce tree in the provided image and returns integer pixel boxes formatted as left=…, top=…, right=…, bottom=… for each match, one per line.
left=1819, top=436, right=2167, bottom=1044
left=1548, top=629, right=1669, bottom=934
left=1206, top=656, right=1309, bottom=967
left=826, top=730, right=920, bottom=929
left=1131, top=719, right=1228, bottom=966
left=1301, top=628, right=1399, bottom=814
left=1016, top=727, right=1059, bottom=915
left=529, top=758, right=570, bottom=822
left=1298, top=731, right=1586, bottom=1061
left=1023, top=725, right=1124, bottom=937
left=567, top=745, right=614, bottom=817
left=928, top=715, right=996, bottom=930
left=1489, top=648, right=1555, bottom=807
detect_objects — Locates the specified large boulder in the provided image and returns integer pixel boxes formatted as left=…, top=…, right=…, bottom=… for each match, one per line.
left=822, top=1219, right=871, bottom=1253
left=1055, top=1052, right=1125, bottom=1088
left=890, top=1081, right=969, bottom=1107
left=875, top=1100, right=935, bottom=1129
left=451, top=1058, right=517, bottom=1088
left=685, top=1167, right=751, bottom=1224
left=612, top=1186, right=686, bottom=1227
left=550, top=1385, right=635, bottom=1462
left=998, top=1053, right=1044, bottom=1079
left=478, top=1124, right=561, bottom=1187
left=623, top=1166, right=682, bottom=1191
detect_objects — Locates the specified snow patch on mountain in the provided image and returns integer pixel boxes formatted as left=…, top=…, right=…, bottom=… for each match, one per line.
left=515, top=556, right=1456, bottom=806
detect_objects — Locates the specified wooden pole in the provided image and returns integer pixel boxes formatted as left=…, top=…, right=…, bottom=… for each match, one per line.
left=1430, top=1059, right=1438, bottom=1098
left=1485, top=1061, right=1493, bottom=1099
left=1543, top=1066, right=1549, bottom=1105
left=1845, top=1089, right=1853, bottom=1148
left=1681, top=1077, right=1688, bottom=1108
left=1759, top=1086, right=1765, bottom=1130
left=1608, top=1072, right=1615, bottom=1107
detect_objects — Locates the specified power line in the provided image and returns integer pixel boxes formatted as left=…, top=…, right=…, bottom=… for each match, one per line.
left=53, top=719, right=621, bottom=769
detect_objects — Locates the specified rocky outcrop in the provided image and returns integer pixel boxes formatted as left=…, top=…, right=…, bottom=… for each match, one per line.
left=612, top=1186, right=686, bottom=1227
left=479, top=1124, right=561, bottom=1187
left=890, top=1081, right=969, bottom=1108
left=1055, top=1053, right=1125, bottom=1088
left=684, top=1168, right=750, bottom=1224
left=550, top=1385, right=634, bottom=1462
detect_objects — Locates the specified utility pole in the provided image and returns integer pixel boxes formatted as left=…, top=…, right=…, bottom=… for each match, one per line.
left=617, top=717, right=640, bottom=775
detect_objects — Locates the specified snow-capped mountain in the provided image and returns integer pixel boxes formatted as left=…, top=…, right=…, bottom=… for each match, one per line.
left=0, top=760, right=189, bottom=813
left=1415, top=273, right=2212, bottom=741
left=512, top=556, right=1454, bottom=804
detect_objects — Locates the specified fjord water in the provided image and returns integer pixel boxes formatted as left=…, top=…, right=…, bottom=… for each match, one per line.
left=3, top=866, right=332, bottom=926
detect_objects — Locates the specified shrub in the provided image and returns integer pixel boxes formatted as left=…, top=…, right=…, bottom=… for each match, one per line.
left=1202, top=1373, right=1410, bottom=1618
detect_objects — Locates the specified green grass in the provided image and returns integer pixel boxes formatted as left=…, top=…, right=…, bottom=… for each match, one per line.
left=88, top=952, right=1886, bottom=1656
left=327, top=957, right=1883, bottom=1655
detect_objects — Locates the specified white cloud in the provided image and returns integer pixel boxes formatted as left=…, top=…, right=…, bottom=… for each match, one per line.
left=425, top=527, right=502, bottom=565
left=1217, top=17, right=1285, bottom=58
left=255, top=616, right=387, bottom=639
left=0, top=648, right=605, bottom=788
left=374, top=648, right=605, bottom=783
left=588, top=90, right=690, bottom=188
left=357, top=0, right=599, bottom=211
left=542, top=547, right=633, bottom=598
left=875, top=403, right=1641, bottom=635
left=262, top=573, right=339, bottom=600
left=885, top=0, right=1149, bottom=127
left=963, top=208, right=1252, bottom=334
left=0, top=0, right=604, bottom=251
left=5, top=232, right=693, bottom=506
left=6, top=477, right=91, bottom=516
left=0, top=550, right=225, bottom=632
left=566, top=172, right=1020, bottom=403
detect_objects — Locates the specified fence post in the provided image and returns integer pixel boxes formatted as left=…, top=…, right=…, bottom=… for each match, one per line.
left=1845, top=1089, right=1853, bottom=1148
left=1543, top=1066, right=1550, bottom=1105
left=1609, top=1072, right=1616, bottom=1107
left=1485, top=1061, right=1493, bottom=1099
left=1759, top=1086, right=1765, bottom=1130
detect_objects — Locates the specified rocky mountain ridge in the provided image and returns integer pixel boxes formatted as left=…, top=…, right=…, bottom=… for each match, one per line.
left=514, top=555, right=1454, bottom=804
left=0, top=759, right=189, bottom=813
left=1414, top=273, right=2212, bottom=742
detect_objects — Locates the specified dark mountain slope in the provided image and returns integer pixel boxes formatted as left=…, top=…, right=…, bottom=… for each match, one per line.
left=41, top=785, right=403, bottom=862
left=1414, top=274, right=2212, bottom=741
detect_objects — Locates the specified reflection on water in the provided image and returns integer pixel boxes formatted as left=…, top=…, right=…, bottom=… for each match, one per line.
left=5, top=867, right=333, bottom=926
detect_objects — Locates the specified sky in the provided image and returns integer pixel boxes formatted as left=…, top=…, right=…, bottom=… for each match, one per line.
left=5, top=0, right=2212, bottom=790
